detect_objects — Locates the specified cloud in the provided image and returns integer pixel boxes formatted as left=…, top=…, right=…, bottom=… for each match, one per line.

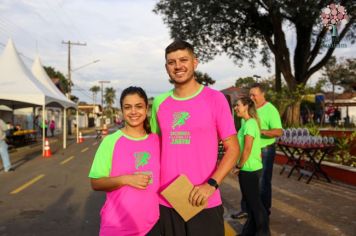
left=0, top=0, right=354, bottom=104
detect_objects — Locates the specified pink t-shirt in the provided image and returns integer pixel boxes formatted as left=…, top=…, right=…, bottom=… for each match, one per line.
left=150, top=86, right=236, bottom=208
left=89, top=130, right=160, bottom=236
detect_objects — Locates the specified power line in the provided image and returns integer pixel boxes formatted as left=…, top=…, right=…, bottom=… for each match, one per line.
left=72, top=85, right=93, bottom=100
left=62, top=40, right=87, bottom=96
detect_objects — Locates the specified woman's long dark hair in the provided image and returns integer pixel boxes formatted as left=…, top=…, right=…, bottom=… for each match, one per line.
left=238, top=96, right=261, bottom=130
left=120, top=86, right=151, bottom=134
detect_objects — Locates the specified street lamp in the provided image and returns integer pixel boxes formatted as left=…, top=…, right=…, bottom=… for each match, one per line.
left=253, top=74, right=261, bottom=82
left=72, top=59, right=100, bottom=72
left=99, top=80, right=110, bottom=126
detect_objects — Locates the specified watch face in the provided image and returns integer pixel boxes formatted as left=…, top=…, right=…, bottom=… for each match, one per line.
left=208, top=178, right=218, bottom=188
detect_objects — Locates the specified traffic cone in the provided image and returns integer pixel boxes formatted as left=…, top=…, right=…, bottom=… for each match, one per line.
left=102, top=124, right=108, bottom=135
left=78, top=132, right=84, bottom=143
left=43, top=138, right=52, bottom=158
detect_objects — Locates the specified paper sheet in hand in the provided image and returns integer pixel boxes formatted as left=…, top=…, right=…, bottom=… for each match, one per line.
left=160, top=174, right=206, bottom=222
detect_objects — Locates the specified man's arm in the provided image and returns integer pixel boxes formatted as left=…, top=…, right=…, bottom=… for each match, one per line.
left=211, top=135, right=239, bottom=183
left=189, top=135, right=239, bottom=206
left=261, top=128, right=283, bottom=138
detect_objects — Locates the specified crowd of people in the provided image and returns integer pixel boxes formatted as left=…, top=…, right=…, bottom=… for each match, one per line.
left=89, top=40, right=283, bottom=236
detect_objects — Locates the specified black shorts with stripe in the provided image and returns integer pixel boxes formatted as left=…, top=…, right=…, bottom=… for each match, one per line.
left=158, top=204, right=224, bottom=236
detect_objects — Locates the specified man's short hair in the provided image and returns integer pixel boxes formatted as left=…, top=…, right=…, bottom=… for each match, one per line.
left=250, top=83, right=265, bottom=93
left=165, top=39, right=195, bottom=58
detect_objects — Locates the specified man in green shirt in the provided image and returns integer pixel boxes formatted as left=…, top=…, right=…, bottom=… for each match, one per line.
left=250, top=83, right=283, bottom=216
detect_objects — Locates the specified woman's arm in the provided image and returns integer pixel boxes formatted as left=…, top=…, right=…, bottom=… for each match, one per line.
left=91, top=173, right=151, bottom=192
left=237, top=135, right=254, bottom=168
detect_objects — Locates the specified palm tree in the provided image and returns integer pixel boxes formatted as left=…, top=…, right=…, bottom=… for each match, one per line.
left=89, top=85, right=100, bottom=105
left=104, top=87, right=116, bottom=117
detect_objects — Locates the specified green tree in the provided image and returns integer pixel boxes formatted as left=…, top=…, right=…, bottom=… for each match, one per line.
left=195, top=70, right=215, bottom=86
left=89, top=85, right=100, bottom=105
left=154, top=0, right=355, bottom=125
left=44, top=66, right=71, bottom=94
left=104, top=87, right=116, bottom=110
left=323, top=57, right=356, bottom=98
left=70, top=95, right=79, bottom=103
left=235, top=76, right=256, bottom=88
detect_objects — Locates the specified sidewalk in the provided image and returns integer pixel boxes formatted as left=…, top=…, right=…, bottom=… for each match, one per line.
left=221, top=165, right=356, bottom=236
left=0, top=126, right=100, bottom=172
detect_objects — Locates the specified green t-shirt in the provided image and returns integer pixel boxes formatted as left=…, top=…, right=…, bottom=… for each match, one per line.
left=237, top=118, right=262, bottom=172
left=257, top=102, right=282, bottom=148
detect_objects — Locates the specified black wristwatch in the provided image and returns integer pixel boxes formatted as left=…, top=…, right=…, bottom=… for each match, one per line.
left=207, top=178, right=219, bottom=189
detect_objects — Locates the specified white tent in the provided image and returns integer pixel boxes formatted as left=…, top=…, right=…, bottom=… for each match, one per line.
left=0, top=39, right=68, bottom=109
left=31, top=55, right=78, bottom=148
left=0, top=39, right=76, bottom=151
left=31, top=56, right=76, bottom=109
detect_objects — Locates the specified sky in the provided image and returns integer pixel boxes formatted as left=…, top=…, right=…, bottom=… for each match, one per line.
left=0, top=0, right=354, bottom=106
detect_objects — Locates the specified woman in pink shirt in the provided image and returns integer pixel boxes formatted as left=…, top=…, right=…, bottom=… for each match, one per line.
left=89, top=86, right=160, bottom=236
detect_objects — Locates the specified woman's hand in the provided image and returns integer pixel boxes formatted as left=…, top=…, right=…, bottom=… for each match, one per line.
left=231, top=167, right=240, bottom=176
left=124, top=173, right=151, bottom=190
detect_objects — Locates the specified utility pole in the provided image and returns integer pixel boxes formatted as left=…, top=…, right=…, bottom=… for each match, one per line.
left=61, top=40, right=87, bottom=97
left=61, top=40, right=86, bottom=146
left=99, top=80, right=110, bottom=126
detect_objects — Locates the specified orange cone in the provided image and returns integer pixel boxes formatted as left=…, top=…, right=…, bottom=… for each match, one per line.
left=43, top=138, right=52, bottom=158
left=78, top=132, right=84, bottom=143
left=102, top=124, right=108, bottom=135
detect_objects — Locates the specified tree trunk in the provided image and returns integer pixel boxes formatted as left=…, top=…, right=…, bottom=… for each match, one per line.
left=285, top=100, right=301, bottom=127
left=275, top=61, right=282, bottom=92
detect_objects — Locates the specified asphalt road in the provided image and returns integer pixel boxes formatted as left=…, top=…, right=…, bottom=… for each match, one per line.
left=1, top=129, right=356, bottom=236
left=0, top=135, right=104, bottom=236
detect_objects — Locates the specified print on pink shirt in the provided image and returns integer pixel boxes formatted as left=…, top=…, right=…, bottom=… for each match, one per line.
left=134, top=152, right=151, bottom=169
left=170, top=111, right=191, bottom=144
left=134, top=151, right=153, bottom=184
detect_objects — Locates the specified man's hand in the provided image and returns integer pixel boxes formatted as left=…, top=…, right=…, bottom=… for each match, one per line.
left=188, top=183, right=216, bottom=207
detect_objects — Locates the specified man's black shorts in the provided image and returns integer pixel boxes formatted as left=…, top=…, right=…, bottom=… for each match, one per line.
left=159, top=204, right=224, bottom=236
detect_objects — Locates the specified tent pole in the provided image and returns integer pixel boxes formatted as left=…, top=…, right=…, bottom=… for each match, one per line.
left=32, top=107, right=36, bottom=129
left=42, top=104, right=45, bottom=156
left=76, top=108, right=79, bottom=143
left=63, top=108, right=67, bottom=149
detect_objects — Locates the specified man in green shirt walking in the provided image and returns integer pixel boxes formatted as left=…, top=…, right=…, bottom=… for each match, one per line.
left=250, top=83, right=283, bottom=216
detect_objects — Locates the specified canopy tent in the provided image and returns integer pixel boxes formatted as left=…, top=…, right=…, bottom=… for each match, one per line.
left=0, top=39, right=76, bottom=151
left=31, top=56, right=76, bottom=109
left=0, top=39, right=69, bottom=109
left=31, top=55, right=79, bottom=148
left=0, top=105, right=12, bottom=111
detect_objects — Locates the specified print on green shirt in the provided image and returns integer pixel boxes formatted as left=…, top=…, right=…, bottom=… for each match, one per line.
left=134, top=152, right=151, bottom=169
left=172, top=112, right=190, bottom=129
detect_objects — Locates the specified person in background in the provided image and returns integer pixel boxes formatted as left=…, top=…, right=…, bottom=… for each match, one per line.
left=233, top=97, right=270, bottom=236
left=89, top=86, right=160, bottom=236
left=39, top=118, right=48, bottom=137
left=14, top=124, right=22, bottom=131
left=49, top=120, right=56, bottom=137
left=0, top=118, right=14, bottom=172
left=249, top=83, right=283, bottom=216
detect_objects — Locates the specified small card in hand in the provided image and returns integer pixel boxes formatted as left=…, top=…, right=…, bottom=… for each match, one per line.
left=160, top=174, right=206, bottom=222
